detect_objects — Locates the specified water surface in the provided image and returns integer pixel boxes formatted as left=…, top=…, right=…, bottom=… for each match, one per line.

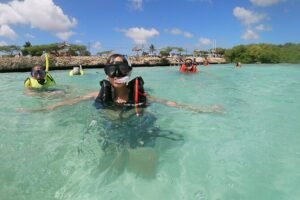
left=0, top=64, right=300, bottom=200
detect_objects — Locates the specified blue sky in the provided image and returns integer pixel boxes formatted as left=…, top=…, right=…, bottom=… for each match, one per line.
left=0, top=0, right=299, bottom=55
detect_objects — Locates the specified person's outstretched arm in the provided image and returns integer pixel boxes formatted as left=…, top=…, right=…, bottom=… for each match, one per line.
left=18, top=91, right=99, bottom=112
left=148, top=95, right=224, bottom=113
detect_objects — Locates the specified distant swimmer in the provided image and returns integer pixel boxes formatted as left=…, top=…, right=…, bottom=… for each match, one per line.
left=179, top=58, right=198, bottom=73
left=235, top=62, right=242, bottom=68
left=69, top=65, right=84, bottom=76
left=22, top=53, right=66, bottom=97
left=24, top=65, right=56, bottom=89
left=203, top=57, right=209, bottom=66
left=24, top=53, right=56, bottom=89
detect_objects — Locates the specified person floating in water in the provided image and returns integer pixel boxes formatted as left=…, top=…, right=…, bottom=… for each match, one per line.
left=94, top=54, right=146, bottom=112
left=235, top=62, right=242, bottom=68
left=24, top=65, right=56, bottom=89
left=203, top=57, right=209, bottom=66
left=69, top=65, right=84, bottom=76
left=72, top=54, right=183, bottom=179
left=179, top=58, right=198, bottom=73
left=23, top=53, right=67, bottom=97
left=24, top=53, right=55, bottom=89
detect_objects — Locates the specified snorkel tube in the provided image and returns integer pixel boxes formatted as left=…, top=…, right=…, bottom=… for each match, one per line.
left=45, top=53, right=49, bottom=72
left=124, top=55, right=131, bottom=67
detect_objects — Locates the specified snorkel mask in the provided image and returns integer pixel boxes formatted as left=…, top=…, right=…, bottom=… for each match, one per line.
left=31, top=69, right=46, bottom=78
left=32, top=70, right=45, bottom=77
left=104, top=55, right=132, bottom=83
left=104, top=62, right=132, bottom=77
left=31, top=69, right=46, bottom=84
left=185, top=59, right=193, bottom=67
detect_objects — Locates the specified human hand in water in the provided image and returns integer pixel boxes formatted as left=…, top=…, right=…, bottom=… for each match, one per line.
left=170, top=103, right=224, bottom=113
left=166, top=101, right=177, bottom=107
left=148, top=95, right=224, bottom=113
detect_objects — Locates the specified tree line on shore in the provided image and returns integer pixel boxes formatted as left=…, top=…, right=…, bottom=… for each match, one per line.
left=0, top=42, right=299, bottom=64
left=224, top=43, right=300, bottom=64
left=0, top=42, right=90, bottom=57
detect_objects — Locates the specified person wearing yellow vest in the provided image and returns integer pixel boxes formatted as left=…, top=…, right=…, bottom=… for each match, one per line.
left=69, top=65, right=84, bottom=76
left=24, top=65, right=56, bottom=89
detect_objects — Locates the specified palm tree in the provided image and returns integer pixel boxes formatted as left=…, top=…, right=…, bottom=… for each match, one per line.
left=176, top=47, right=185, bottom=55
left=149, top=44, right=156, bottom=55
left=23, top=41, right=32, bottom=48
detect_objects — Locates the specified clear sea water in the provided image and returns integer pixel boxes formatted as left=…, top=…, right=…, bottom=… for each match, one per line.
left=0, top=64, right=300, bottom=200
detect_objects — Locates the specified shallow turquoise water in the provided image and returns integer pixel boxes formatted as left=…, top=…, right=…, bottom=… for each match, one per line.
left=0, top=64, right=300, bottom=200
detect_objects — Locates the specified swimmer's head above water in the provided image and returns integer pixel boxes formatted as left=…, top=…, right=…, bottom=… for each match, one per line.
left=104, top=54, right=132, bottom=87
left=31, top=65, right=46, bottom=84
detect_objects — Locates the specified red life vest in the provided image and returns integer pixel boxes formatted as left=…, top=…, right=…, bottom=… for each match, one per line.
left=179, top=64, right=197, bottom=73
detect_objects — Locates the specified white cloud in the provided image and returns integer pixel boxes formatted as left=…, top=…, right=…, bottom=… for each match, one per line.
left=242, top=29, right=259, bottom=40
left=121, top=27, right=159, bottom=45
left=25, top=33, right=35, bottom=38
left=256, top=24, right=272, bottom=31
left=170, top=28, right=182, bottom=35
left=0, top=24, right=17, bottom=39
left=198, top=37, right=212, bottom=45
left=0, top=41, right=8, bottom=46
left=75, top=40, right=82, bottom=44
left=0, top=2, right=25, bottom=24
left=233, top=7, right=266, bottom=25
left=168, top=28, right=193, bottom=38
left=92, top=41, right=102, bottom=50
left=250, top=0, right=284, bottom=7
left=183, top=32, right=193, bottom=38
left=0, top=0, right=77, bottom=40
left=129, top=0, right=143, bottom=11
left=56, top=31, right=75, bottom=41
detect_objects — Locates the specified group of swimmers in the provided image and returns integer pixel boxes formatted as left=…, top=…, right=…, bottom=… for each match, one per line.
left=24, top=57, right=198, bottom=90
left=22, top=53, right=223, bottom=113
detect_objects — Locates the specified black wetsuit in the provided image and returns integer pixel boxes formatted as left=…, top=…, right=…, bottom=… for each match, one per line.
left=94, top=76, right=147, bottom=110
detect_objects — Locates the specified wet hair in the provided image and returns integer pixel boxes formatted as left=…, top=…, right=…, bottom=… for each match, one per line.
left=31, top=65, right=45, bottom=76
left=32, top=65, right=44, bottom=70
left=107, top=54, right=129, bottom=65
left=185, top=58, right=192, bottom=63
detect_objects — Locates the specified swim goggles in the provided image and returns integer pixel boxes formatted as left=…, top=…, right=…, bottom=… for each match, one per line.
left=31, top=70, right=46, bottom=77
left=104, top=62, right=132, bottom=78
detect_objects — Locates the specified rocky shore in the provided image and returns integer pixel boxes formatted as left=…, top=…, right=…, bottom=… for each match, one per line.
left=0, top=55, right=226, bottom=72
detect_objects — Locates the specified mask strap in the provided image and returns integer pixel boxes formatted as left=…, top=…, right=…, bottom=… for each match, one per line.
left=124, top=55, right=131, bottom=67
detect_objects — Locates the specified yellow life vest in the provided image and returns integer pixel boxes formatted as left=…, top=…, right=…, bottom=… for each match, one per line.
left=24, top=73, right=56, bottom=89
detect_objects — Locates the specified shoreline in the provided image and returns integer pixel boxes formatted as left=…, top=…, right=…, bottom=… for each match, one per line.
left=0, top=56, right=227, bottom=72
